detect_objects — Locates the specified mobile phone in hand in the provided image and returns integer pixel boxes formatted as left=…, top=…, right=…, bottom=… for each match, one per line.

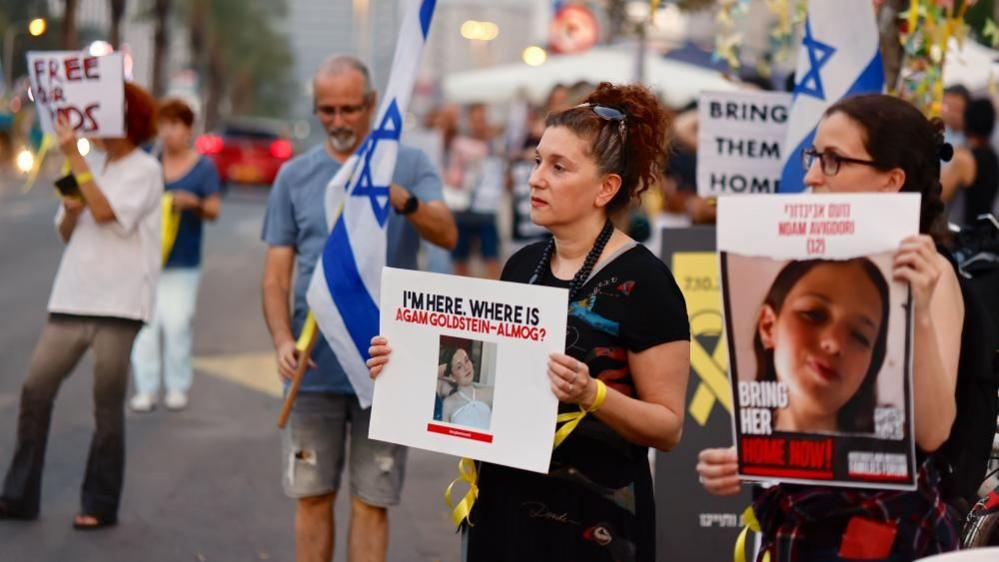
left=54, top=174, right=83, bottom=199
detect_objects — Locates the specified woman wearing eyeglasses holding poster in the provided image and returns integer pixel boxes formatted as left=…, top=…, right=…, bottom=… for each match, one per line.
left=697, top=94, right=981, bottom=561
left=368, top=83, right=691, bottom=561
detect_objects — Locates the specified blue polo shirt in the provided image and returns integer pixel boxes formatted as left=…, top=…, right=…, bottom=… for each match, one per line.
left=261, top=143, right=444, bottom=394
left=165, top=156, right=221, bottom=268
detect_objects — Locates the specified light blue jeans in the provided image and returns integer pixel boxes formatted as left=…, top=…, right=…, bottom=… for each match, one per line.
left=131, top=267, right=201, bottom=395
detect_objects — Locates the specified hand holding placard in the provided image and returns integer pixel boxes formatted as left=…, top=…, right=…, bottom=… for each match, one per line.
left=53, top=113, right=79, bottom=155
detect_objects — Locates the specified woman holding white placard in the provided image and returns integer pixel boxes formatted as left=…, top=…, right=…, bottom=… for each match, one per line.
left=369, top=82, right=692, bottom=561
left=0, top=83, right=162, bottom=531
left=696, top=94, right=994, bottom=561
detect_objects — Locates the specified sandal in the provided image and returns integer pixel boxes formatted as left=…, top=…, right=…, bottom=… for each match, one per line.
left=72, top=514, right=117, bottom=530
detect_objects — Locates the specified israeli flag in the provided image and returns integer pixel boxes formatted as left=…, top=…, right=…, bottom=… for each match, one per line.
left=306, top=0, right=437, bottom=408
left=779, top=0, right=885, bottom=192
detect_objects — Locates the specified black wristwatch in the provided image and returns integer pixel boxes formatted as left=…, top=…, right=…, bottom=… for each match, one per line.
left=396, top=192, right=420, bottom=215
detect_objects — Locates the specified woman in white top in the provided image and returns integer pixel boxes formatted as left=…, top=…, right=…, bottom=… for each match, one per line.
left=440, top=347, right=494, bottom=430
left=0, top=83, right=163, bottom=530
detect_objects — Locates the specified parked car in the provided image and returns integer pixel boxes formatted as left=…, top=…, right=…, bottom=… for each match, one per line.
left=196, top=120, right=293, bottom=186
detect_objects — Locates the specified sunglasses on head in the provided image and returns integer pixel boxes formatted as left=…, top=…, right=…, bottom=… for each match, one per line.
left=574, top=103, right=627, bottom=140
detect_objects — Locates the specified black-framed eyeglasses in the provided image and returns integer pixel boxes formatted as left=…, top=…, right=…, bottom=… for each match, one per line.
left=801, top=147, right=881, bottom=176
left=575, top=103, right=627, bottom=140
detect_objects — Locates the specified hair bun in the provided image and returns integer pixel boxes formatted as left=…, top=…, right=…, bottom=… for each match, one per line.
left=938, top=142, right=954, bottom=162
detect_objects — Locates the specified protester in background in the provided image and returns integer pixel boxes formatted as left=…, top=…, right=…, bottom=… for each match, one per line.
left=565, top=80, right=598, bottom=107
left=130, top=98, right=221, bottom=413
left=261, top=55, right=455, bottom=562
left=546, top=83, right=572, bottom=114
left=942, top=97, right=998, bottom=227
left=447, top=103, right=504, bottom=278
left=0, top=83, right=162, bottom=530
left=941, top=84, right=971, bottom=148
left=369, top=82, right=691, bottom=561
left=407, top=106, right=453, bottom=275
left=661, top=106, right=716, bottom=225
left=509, top=105, right=552, bottom=253
left=697, top=94, right=970, bottom=561
left=433, top=103, right=461, bottom=156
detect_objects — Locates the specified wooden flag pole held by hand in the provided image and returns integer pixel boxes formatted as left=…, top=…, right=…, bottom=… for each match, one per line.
left=277, top=312, right=319, bottom=428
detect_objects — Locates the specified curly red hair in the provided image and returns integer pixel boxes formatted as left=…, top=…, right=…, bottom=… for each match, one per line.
left=122, top=82, right=157, bottom=146
left=545, top=82, right=672, bottom=212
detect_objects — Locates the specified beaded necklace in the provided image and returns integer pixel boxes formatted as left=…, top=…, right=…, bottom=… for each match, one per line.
left=528, top=220, right=615, bottom=301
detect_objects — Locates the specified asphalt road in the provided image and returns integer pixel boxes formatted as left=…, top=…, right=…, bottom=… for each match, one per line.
left=0, top=174, right=460, bottom=562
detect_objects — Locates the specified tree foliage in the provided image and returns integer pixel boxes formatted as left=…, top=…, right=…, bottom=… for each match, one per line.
left=172, top=0, right=294, bottom=125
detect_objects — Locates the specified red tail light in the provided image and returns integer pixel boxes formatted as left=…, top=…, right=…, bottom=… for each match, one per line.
left=269, top=139, right=293, bottom=160
left=195, top=134, right=224, bottom=155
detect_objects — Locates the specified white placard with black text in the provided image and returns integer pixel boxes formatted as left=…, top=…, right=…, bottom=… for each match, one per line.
left=370, top=267, right=568, bottom=473
left=697, top=90, right=791, bottom=198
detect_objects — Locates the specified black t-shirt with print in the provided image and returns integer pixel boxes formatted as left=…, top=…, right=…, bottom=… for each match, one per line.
left=466, top=241, right=689, bottom=562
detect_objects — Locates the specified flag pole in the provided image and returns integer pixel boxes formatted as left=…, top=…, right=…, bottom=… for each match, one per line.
left=277, top=312, right=319, bottom=428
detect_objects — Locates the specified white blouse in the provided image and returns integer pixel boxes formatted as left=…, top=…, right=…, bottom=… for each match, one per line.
left=48, top=149, right=163, bottom=323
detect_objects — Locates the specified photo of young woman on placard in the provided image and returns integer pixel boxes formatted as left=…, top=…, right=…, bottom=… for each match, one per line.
left=724, top=252, right=907, bottom=437
left=432, top=336, right=497, bottom=431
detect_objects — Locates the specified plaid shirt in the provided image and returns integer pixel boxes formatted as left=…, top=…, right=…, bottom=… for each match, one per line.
left=752, top=457, right=959, bottom=562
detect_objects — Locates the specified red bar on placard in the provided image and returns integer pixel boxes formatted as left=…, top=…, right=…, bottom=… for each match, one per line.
left=426, top=423, right=494, bottom=443
left=743, top=466, right=834, bottom=480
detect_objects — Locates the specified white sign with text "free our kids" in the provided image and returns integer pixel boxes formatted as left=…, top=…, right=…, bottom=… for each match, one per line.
left=27, top=51, right=124, bottom=138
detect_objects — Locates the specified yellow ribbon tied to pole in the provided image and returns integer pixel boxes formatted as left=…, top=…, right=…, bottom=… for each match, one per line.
left=161, top=194, right=182, bottom=265
left=296, top=313, right=317, bottom=352
left=734, top=505, right=769, bottom=562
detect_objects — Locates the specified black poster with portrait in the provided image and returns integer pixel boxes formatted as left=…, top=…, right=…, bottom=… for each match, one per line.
left=655, top=226, right=754, bottom=562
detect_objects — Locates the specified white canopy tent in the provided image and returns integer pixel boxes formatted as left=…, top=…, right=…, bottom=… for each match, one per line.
left=443, top=47, right=740, bottom=107
left=944, top=37, right=999, bottom=93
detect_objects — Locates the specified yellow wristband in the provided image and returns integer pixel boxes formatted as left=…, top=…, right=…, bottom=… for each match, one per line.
left=584, top=379, right=607, bottom=413
left=74, top=171, right=93, bottom=185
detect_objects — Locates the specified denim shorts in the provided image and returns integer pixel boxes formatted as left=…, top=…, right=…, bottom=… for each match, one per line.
left=452, top=213, right=499, bottom=260
left=281, top=393, right=407, bottom=507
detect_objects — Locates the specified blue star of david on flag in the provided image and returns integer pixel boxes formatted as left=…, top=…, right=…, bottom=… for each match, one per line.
left=778, top=1, right=884, bottom=194
left=793, top=18, right=836, bottom=101
left=348, top=99, right=403, bottom=227
left=306, top=0, right=437, bottom=407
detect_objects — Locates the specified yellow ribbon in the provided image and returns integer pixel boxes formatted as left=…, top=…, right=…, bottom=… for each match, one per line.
left=734, top=505, right=769, bottom=562
left=445, top=379, right=610, bottom=528
left=161, top=194, right=182, bottom=265
left=23, top=134, right=54, bottom=194
left=445, top=457, right=479, bottom=527
left=296, top=313, right=317, bottom=352
left=553, top=379, right=608, bottom=448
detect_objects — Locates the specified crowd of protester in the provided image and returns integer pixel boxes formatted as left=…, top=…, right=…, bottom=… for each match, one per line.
left=1, top=49, right=997, bottom=562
